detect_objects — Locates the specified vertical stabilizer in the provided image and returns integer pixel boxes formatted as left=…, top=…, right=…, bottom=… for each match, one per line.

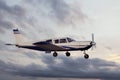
left=13, top=29, right=28, bottom=45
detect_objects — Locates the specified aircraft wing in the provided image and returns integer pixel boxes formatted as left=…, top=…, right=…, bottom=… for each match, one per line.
left=33, top=41, right=68, bottom=51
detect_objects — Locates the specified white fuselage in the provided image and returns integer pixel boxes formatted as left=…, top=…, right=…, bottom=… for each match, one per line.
left=55, top=41, right=91, bottom=49
left=16, top=37, right=93, bottom=51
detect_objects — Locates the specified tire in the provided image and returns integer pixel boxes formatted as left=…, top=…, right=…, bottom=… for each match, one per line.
left=66, top=52, right=70, bottom=57
left=53, top=52, right=58, bottom=57
left=84, top=54, right=89, bottom=59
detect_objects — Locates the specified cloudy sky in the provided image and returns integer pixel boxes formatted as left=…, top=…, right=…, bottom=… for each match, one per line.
left=0, top=0, right=120, bottom=80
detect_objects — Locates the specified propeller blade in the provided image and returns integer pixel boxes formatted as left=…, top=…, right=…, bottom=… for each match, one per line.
left=91, top=33, right=96, bottom=50
left=92, top=33, right=94, bottom=42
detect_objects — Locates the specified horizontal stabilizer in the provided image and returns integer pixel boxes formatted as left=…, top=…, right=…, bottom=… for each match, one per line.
left=5, top=43, right=16, bottom=46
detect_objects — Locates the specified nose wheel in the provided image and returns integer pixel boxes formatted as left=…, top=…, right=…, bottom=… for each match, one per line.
left=84, top=54, right=89, bottom=59
left=83, top=51, right=89, bottom=59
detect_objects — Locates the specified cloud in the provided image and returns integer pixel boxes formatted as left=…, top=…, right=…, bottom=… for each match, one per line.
left=0, top=0, right=25, bottom=16
left=0, top=55, right=120, bottom=80
left=0, top=40, right=10, bottom=50
left=0, top=0, right=57, bottom=39
left=1, top=0, right=119, bottom=80
left=0, top=0, right=88, bottom=39
left=25, top=0, right=87, bottom=26
left=0, top=0, right=26, bottom=33
left=45, top=0, right=87, bottom=25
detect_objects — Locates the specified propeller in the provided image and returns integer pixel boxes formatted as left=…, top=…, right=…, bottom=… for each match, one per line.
left=91, top=33, right=96, bottom=50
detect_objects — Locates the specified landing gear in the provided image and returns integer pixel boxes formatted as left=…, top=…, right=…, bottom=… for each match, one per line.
left=84, top=54, right=89, bottom=59
left=52, top=51, right=89, bottom=59
left=52, top=51, right=71, bottom=57
left=83, top=51, right=89, bottom=59
left=65, top=51, right=70, bottom=57
left=53, top=51, right=58, bottom=57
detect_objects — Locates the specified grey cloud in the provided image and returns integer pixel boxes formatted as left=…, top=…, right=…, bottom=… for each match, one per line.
left=0, top=0, right=88, bottom=41
left=0, top=0, right=56, bottom=40
left=0, top=0, right=25, bottom=16
left=0, top=0, right=26, bottom=33
left=0, top=40, right=18, bottom=51
left=47, top=0, right=87, bottom=26
left=25, top=0, right=87, bottom=26
left=0, top=56, right=120, bottom=80
left=0, top=40, right=8, bottom=50
left=0, top=20, right=13, bottom=28
left=44, top=0, right=87, bottom=25
left=0, top=0, right=87, bottom=40
left=24, top=52, right=40, bottom=59
left=0, top=18, right=13, bottom=33
left=40, top=56, right=120, bottom=79
left=105, top=46, right=112, bottom=51
left=45, top=0, right=70, bottom=22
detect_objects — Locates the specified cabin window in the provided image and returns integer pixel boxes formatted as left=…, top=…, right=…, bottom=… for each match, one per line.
left=55, top=39, right=59, bottom=43
left=60, top=39, right=67, bottom=43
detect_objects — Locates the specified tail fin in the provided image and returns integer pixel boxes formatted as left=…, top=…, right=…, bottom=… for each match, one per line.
left=13, top=29, right=28, bottom=45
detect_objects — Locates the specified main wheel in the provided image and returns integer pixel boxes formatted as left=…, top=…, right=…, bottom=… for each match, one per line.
left=84, top=54, right=89, bottom=59
left=66, top=52, right=70, bottom=57
left=53, top=52, right=58, bottom=57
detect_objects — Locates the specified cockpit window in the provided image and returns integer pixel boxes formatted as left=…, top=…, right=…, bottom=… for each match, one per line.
left=67, top=38, right=75, bottom=42
left=46, top=39, right=52, bottom=43
left=60, top=39, right=67, bottom=43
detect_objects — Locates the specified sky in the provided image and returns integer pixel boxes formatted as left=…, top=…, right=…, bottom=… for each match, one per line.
left=0, top=0, right=120, bottom=80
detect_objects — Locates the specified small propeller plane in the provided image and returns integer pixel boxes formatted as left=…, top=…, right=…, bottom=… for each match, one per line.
left=6, top=29, right=96, bottom=59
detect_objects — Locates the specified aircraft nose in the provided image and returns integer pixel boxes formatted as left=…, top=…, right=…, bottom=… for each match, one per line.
left=90, top=41, right=96, bottom=45
left=90, top=41, right=96, bottom=49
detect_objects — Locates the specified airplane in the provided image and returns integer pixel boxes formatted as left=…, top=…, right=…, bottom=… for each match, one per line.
left=6, top=29, right=96, bottom=59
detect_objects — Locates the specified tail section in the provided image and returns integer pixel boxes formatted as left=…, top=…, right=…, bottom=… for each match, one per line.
left=13, top=29, right=28, bottom=45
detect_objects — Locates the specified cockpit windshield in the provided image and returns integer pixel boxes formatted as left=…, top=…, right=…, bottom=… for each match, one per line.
left=67, top=38, right=75, bottom=42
